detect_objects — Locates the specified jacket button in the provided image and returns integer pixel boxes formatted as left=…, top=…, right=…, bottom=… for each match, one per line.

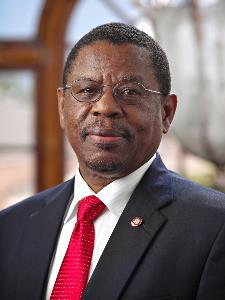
left=131, top=216, right=143, bottom=227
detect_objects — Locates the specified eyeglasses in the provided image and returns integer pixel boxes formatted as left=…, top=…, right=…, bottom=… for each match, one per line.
left=61, top=79, right=163, bottom=105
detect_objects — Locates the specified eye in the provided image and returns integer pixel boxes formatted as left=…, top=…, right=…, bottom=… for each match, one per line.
left=73, top=82, right=100, bottom=97
left=121, top=87, right=140, bottom=96
left=78, top=87, right=98, bottom=95
left=71, top=80, right=102, bottom=102
left=118, top=85, right=143, bottom=98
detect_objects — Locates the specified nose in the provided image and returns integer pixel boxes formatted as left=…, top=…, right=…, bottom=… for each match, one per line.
left=90, top=87, right=124, bottom=118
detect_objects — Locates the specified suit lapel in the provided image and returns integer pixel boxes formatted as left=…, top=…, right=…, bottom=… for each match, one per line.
left=83, top=155, right=173, bottom=300
left=16, top=179, right=74, bottom=300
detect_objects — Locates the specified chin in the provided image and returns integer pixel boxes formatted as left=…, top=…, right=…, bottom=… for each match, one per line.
left=85, top=158, right=125, bottom=175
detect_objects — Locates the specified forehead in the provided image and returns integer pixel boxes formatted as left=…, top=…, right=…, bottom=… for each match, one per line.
left=68, top=41, right=158, bottom=86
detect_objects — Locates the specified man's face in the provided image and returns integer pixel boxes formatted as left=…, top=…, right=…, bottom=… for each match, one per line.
left=58, top=41, right=176, bottom=188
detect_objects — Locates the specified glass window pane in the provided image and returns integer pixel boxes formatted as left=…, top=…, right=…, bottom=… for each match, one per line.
left=0, top=0, right=44, bottom=40
left=0, top=71, right=36, bottom=209
left=0, top=71, right=35, bottom=146
left=66, top=0, right=139, bottom=43
left=0, top=151, right=35, bottom=210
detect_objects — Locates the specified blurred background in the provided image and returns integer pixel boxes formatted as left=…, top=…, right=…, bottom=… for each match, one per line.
left=0, top=0, right=225, bottom=210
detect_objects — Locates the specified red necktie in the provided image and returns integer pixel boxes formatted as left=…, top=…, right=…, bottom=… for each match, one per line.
left=50, top=195, right=105, bottom=300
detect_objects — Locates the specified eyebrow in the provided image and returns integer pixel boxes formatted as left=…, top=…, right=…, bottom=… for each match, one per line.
left=119, top=74, right=146, bottom=83
left=72, top=76, right=98, bottom=82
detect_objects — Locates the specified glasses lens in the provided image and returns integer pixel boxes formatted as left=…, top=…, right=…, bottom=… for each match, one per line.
left=71, top=80, right=101, bottom=102
left=114, top=82, right=146, bottom=104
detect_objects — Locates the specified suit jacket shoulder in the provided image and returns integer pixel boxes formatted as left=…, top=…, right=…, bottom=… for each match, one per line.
left=0, top=178, right=74, bottom=221
left=0, top=178, right=74, bottom=300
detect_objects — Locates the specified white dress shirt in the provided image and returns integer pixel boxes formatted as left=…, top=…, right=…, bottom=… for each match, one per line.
left=45, top=154, right=156, bottom=299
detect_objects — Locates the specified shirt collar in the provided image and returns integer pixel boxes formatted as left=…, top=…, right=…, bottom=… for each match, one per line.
left=64, top=154, right=156, bottom=224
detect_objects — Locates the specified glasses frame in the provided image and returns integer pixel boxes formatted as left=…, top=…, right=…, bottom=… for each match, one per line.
left=60, top=79, right=163, bottom=104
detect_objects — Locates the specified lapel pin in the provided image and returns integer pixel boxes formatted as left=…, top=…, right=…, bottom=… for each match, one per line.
left=131, top=216, right=143, bottom=227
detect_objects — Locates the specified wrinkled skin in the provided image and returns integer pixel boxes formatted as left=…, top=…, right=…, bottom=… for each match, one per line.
left=58, top=41, right=177, bottom=192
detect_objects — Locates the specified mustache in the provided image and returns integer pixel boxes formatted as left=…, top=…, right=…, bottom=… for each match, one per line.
left=80, top=121, right=133, bottom=142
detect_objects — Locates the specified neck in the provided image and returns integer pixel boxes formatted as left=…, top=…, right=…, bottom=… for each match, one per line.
left=80, top=172, right=115, bottom=193
left=79, top=165, right=128, bottom=193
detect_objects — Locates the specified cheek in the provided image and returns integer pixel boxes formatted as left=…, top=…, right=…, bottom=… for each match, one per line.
left=63, top=107, right=80, bottom=143
left=137, top=108, right=163, bottom=152
left=63, top=102, right=94, bottom=155
left=64, top=101, right=88, bottom=130
left=128, top=103, right=162, bottom=134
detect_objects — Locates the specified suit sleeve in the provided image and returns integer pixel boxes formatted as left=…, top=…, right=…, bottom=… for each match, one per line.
left=196, top=222, right=225, bottom=300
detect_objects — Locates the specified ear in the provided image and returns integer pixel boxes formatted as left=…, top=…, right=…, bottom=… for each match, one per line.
left=161, top=94, right=177, bottom=134
left=57, top=87, right=65, bottom=129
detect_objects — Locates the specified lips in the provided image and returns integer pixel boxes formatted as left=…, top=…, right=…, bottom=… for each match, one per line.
left=86, top=129, right=125, bottom=144
left=81, top=126, right=131, bottom=146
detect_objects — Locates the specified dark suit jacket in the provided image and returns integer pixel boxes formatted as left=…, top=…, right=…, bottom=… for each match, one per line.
left=1, top=155, right=225, bottom=300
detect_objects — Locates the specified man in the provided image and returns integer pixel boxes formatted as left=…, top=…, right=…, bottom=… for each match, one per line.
left=1, top=23, right=225, bottom=300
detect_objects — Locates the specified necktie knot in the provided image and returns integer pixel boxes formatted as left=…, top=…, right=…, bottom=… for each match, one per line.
left=77, top=195, right=105, bottom=222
